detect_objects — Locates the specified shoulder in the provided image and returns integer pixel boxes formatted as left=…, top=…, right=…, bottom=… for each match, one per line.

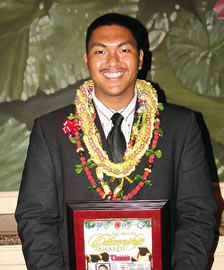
left=31, top=104, right=75, bottom=141
left=161, top=103, right=196, bottom=125
left=162, top=103, right=194, bottom=117
left=160, top=103, right=201, bottom=140
left=35, top=104, right=75, bottom=127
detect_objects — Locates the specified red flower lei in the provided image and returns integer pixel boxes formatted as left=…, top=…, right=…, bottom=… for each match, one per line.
left=63, top=107, right=162, bottom=201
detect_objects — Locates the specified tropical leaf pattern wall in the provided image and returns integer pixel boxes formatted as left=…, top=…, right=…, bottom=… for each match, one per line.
left=0, top=0, right=223, bottom=191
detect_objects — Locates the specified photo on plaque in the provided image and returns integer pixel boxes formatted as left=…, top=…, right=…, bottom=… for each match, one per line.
left=66, top=200, right=170, bottom=270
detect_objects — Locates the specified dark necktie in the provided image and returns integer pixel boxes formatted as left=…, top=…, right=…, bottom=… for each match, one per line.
left=107, top=113, right=126, bottom=163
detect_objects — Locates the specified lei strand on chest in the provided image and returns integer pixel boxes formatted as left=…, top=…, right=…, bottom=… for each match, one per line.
left=63, top=79, right=163, bottom=200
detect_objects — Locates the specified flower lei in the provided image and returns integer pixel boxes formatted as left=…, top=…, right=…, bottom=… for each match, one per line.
left=63, top=79, right=163, bottom=200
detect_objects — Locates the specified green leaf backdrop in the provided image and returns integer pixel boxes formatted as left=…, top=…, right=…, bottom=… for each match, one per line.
left=0, top=0, right=223, bottom=190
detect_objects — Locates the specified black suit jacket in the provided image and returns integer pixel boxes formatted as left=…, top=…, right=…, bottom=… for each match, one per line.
left=15, top=102, right=217, bottom=270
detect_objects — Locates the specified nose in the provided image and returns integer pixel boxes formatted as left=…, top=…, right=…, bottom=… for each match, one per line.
left=106, top=51, right=120, bottom=67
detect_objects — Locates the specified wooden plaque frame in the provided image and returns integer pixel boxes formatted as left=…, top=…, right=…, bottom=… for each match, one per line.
left=67, top=200, right=170, bottom=270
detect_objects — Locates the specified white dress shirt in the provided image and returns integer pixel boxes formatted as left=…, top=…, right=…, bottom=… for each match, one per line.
left=92, top=90, right=137, bottom=145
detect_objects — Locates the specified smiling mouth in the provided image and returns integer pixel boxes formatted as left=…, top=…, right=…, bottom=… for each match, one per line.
left=103, top=71, right=124, bottom=78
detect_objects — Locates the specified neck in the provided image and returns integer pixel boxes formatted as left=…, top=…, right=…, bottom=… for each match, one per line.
left=100, top=96, right=134, bottom=111
left=94, top=91, right=135, bottom=111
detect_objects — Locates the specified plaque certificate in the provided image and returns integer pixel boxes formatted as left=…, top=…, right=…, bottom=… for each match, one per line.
left=67, top=200, right=170, bottom=270
left=84, top=218, right=152, bottom=270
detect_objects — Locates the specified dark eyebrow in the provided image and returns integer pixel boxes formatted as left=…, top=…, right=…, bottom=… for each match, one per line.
left=117, top=41, right=135, bottom=47
left=91, top=41, right=136, bottom=49
left=92, top=42, right=107, bottom=48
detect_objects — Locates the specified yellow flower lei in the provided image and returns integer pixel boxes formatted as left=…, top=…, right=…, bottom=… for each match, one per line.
left=75, top=79, right=158, bottom=178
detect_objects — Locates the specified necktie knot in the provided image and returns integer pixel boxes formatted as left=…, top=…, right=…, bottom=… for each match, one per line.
left=111, top=113, right=124, bottom=127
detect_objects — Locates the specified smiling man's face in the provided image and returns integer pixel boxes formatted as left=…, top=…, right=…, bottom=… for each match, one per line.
left=84, top=24, right=143, bottom=110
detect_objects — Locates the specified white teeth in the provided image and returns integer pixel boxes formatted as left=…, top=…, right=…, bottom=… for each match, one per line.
left=104, top=72, right=123, bottom=78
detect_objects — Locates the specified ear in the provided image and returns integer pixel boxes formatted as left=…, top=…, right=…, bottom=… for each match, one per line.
left=138, top=49, right=144, bottom=70
left=84, top=52, right=89, bottom=72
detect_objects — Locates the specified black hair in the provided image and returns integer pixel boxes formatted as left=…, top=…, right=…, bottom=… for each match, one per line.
left=86, top=13, right=148, bottom=52
left=85, top=13, right=151, bottom=79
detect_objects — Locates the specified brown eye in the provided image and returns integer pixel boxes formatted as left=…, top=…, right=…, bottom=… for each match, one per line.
left=95, top=50, right=105, bottom=55
left=120, top=48, right=130, bottom=53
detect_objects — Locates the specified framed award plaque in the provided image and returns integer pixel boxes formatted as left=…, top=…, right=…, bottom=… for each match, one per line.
left=67, top=200, right=170, bottom=270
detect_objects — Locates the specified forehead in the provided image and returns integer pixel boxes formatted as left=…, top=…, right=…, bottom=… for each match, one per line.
left=88, top=24, right=137, bottom=48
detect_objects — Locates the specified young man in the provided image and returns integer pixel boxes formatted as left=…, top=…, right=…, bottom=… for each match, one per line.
left=15, top=13, right=216, bottom=270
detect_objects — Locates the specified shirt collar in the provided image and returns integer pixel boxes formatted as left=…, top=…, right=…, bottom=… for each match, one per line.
left=92, top=88, right=137, bottom=121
